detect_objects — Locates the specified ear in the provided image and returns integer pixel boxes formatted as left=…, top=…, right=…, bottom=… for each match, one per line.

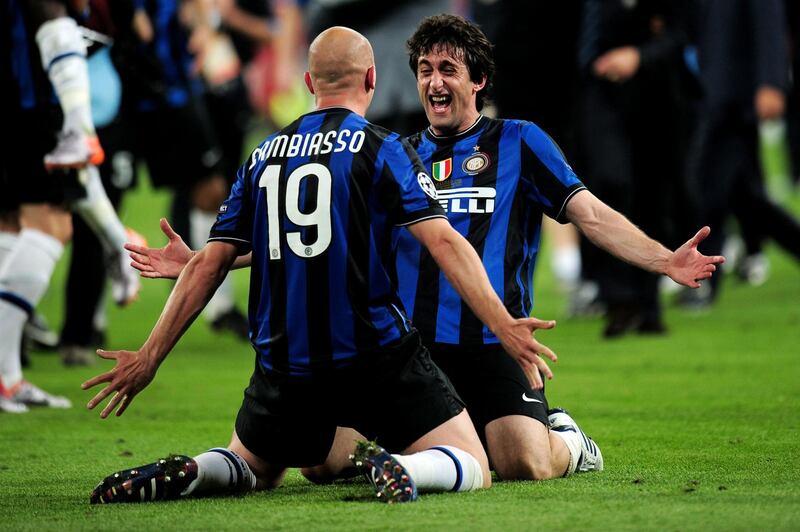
left=365, top=65, right=376, bottom=92
left=472, top=75, right=487, bottom=94
left=304, top=71, right=315, bottom=95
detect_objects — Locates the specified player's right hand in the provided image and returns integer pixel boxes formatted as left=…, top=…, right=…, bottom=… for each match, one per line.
left=497, top=317, right=557, bottom=390
left=125, top=218, right=194, bottom=280
left=81, top=349, right=158, bottom=418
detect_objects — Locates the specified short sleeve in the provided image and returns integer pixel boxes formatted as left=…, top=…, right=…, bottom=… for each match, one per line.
left=519, top=122, right=586, bottom=223
left=377, top=136, right=446, bottom=227
left=208, top=164, right=254, bottom=254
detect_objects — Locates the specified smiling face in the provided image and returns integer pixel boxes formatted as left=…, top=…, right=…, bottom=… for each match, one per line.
left=416, top=45, right=485, bottom=136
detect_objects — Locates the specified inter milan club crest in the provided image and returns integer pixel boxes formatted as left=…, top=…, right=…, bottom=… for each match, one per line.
left=462, top=150, right=490, bottom=175
left=431, top=158, right=453, bottom=181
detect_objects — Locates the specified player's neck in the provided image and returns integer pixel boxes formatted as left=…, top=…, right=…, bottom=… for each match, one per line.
left=430, top=112, right=483, bottom=137
left=314, top=96, right=368, bottom=117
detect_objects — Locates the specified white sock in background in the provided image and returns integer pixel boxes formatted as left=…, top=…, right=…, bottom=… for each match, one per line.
left=35, top=17, right=94, bottom=136
left=35, top=17, right=94, bottom=135
left=0, top=231, right=19, bottom=265
left=393, top=446, right=484, bottom=492
left=552, top=245, right=581, bottom=289
left=190, top=208, right=234, bottom=321
left=187, top=448, right=257, bottom=495
left=73, top=165, right=127, bottom=254
left=0, top=229, right=64, bottom=388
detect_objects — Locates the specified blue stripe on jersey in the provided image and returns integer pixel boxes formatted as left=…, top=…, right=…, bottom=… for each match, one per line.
left=393, top=231, right=421, bottom=322
left=9, top=0, right=35, bottom=109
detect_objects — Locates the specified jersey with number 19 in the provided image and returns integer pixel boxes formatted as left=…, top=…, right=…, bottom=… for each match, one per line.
left=209, top=107, right=445, bottom=376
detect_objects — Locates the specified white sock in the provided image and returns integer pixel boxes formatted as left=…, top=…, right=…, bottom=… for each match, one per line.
left=35, top=17, right=94, bottom=135
left=551, top=429, right=581, bottom=477
left=552, top=245, right=581, bottom=287
left=191, top=209, right=234, bottom=320
left=393, top=446, right=484, bottom=492
left=73, top=165, right=127, bottom=255
left=0, top=231, right=20, bottom=265
left=0, top=229, right=64, bottom=389
left=185, top=448, right=257, bottom=496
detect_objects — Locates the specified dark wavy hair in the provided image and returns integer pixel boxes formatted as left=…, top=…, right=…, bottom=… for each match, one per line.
left=406, top=14, right=495, bottom=111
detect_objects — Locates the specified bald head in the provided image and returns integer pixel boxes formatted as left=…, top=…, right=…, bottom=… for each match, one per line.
left=308, top=26, right=374, bottom=89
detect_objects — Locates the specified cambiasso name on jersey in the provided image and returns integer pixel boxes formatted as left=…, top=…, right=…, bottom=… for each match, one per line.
left=436, top=187, right=496, bottom=214
left=249, top=129, right=366, bottom=169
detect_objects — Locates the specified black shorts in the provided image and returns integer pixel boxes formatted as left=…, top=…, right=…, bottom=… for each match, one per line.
left=429, top=343, right=549, bottom=443
left=131, top=97, right=223, bottom=189
left=235, top=331, right=464, bottom=467
left=1, top=107, right=84, bottom=210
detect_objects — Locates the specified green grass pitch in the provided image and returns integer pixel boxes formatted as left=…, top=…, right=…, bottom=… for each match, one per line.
left=1, top=164, right=799, bottom=531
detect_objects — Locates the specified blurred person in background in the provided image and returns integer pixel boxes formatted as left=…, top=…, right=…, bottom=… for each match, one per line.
left=683, top=0, right=800, bottom=309
left=575, top=0, right=695, bottom=337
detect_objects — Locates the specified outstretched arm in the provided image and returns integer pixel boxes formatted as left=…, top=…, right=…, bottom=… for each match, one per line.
left=408, top=218, right=557, bottom=389
left=566, top=190, right=725, bottom=287
left=82, top=241, right=238, bottom=417
left=126, top=218, right=252, bottom=279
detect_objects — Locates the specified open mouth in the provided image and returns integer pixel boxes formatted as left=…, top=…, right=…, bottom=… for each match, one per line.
left=429, top=94, right=451, bottom=112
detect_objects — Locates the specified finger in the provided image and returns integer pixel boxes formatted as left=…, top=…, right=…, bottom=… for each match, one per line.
left=520, top=358, right=543, bottom=390
left=81, top=371, right=114, bottom=390
left=116, top=392, right=135, bottom=417
left=100, top=390, right=125, bottom=419
left=535, top=341, right=558, bottom=362
left=124, top=242, right=151, bottom=256
left=522, top=317, right=556, bottom=330
left=95, top=349, right=120, bottom=361
left=711, top=255, right=726, bottom=265
left=86, top=383, right=118, bottom=410
left=690, top=226, right=711, bottom=247
left=130, top=260, right=154, bottom=274
left=126, top=249, right=151, bottom=264
left=160, top=218, right=180, bottom=241
left=534, top=355, right=554, bottom=381
left=140, top=271, right=162, bottom=279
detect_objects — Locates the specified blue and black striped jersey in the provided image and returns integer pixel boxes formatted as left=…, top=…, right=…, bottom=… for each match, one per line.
left=398, top=116, right=586, bottom=346
left=210, top=107, right=445, bottom=376
left=2, top=0, right=55, bottom=112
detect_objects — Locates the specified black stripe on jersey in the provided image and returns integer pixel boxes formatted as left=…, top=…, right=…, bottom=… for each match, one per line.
left=265, top=119, right=302, bottom=373
left=411, top=141, right=454, bottom=344
left=305, top=110, right=348, bottom=371
left=521, top=135, right=580, bottom=223
left=503, top=184, right=529, bottom=319
left=459, top=120, right=502, bottom=344
left=350, top=124, right=394, bottom=350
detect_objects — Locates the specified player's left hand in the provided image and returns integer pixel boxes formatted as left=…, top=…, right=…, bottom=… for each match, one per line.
left=81, top=349, right=158, bottom=418
left=666, top=226, right=726, bottom=288
left=497, top=317, right=557, bottom=390
left=126, top=218, right=194, bottom=280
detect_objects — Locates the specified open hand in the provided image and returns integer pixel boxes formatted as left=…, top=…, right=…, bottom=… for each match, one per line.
left=497, top=317, right=557, bottom=390
left=667, top=226, right=726, bottom=288
left=81, top=349, right=158, bottom=418
left=125, top=218, right=194, bottom=280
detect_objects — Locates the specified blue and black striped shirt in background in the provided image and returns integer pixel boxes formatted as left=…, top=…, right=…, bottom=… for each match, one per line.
left=399, top=116, right=586, bottom=346
left=210, top=107, right=445, bottom=376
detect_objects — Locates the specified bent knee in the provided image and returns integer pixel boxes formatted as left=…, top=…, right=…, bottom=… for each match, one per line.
left=493, top=456, right=555, bottom=481
left=300, top=465, right=338, bottom=485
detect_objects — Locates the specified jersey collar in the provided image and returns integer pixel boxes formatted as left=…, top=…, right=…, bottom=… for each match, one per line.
left=424, top=115, right=487, bottom=144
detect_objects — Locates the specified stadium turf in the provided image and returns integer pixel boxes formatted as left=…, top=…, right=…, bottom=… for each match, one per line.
left=1, top=171, right=798, bottom=531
